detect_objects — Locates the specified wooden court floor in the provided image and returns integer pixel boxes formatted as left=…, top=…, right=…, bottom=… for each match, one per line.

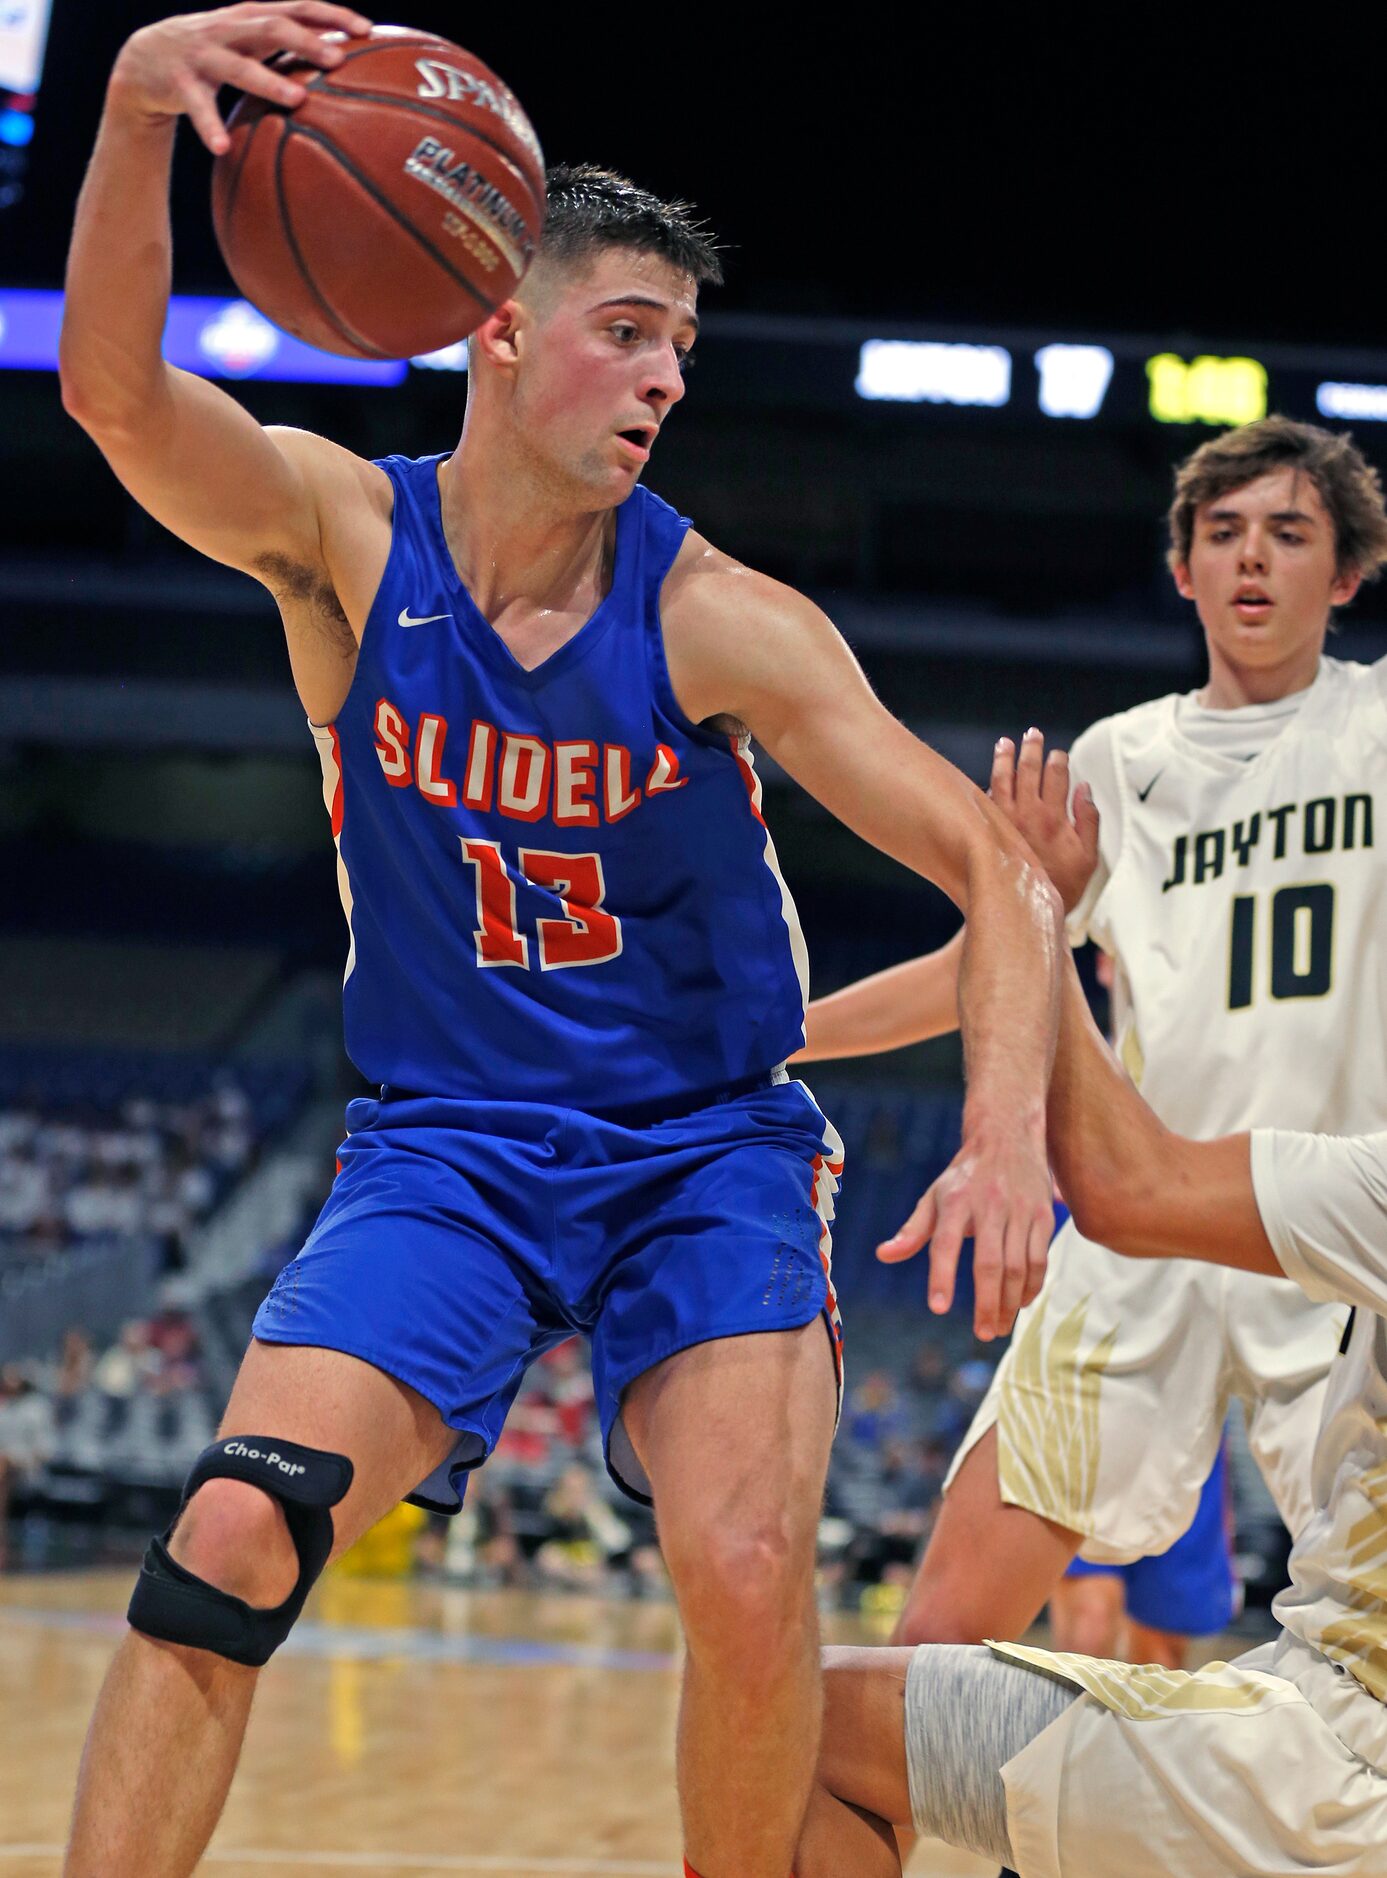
left=0, top=1570, right=989, bottom=1878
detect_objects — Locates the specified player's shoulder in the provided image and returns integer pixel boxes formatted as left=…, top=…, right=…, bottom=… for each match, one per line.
left=265, top=426, right=392, bottom=517
left=1071, top=692, right=1178, bottom=773
left=1320, top=652, right=1387, bottom=726
left=662, top=529, right=831, bottom=642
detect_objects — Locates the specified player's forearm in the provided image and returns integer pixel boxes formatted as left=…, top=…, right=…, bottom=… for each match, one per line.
left=59, top=96, right=178, bottom=433
left=796, top=935, right=965, bottom=1061
left=955, top=832, right=1062, bottom=1147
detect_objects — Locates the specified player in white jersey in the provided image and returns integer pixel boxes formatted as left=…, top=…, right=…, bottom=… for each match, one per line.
left=791, top=954, right=1387, bottom=1875
left=800, top=417, right=1387, bottom=1661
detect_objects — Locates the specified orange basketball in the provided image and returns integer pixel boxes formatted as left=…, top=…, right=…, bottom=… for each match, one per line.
left=211, top=27, right=545, bottom=361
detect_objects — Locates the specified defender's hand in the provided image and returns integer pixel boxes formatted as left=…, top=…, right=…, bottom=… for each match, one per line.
left=990, top=728, right=1100, bottom=915
left=877, top=1123, right=1054, bottom=1340
left=109, top=3, right=372, bottom=154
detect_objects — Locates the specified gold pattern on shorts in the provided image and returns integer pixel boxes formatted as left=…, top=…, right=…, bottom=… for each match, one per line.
left=989, top=1643, right=1274, bottom=1718
left=998, top=1297, right=1119, bottom=1530
left=1319, top=1441, right=1387, bottom=1701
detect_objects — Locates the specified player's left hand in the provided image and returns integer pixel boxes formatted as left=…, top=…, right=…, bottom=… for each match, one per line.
left=876, top=1123, right=1054, bottom=1340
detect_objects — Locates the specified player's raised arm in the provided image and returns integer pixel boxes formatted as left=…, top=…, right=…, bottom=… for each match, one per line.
left=59, top=5, right=372, bottom=587
left=1046, top=955, right=1277, bottom=1276
left=665, top=548, right=1064, bottom=1341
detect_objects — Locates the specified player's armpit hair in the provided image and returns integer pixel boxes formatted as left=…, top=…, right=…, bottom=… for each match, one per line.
left=537, top=163, right=722, bottom=285
left=1167, top=414, right=1387, bottom=582
left=255, top=553, right=356, bottom=657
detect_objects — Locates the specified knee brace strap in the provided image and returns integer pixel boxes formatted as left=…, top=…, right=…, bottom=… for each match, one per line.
left=127, top=1435, right=354, bottom=1667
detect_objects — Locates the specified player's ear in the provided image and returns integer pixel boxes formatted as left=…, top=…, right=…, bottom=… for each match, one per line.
left=1331, top=565, right=1363, bottom=608
left=1172, top=559, right=1196, bottom=602
left=469, top=301, right=525, bottom=375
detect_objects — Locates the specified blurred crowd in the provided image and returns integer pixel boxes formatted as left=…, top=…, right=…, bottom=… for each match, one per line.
left=0, top=1079, right=257, bottom=1273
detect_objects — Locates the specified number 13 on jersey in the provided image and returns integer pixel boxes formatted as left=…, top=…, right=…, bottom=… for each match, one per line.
left=461, top=839, right=623, bottom=971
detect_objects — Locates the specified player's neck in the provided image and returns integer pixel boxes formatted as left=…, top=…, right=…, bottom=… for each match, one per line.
left=438, top=437, right=615, bottom=622
left=1197, top=636, right=1325, bottom=710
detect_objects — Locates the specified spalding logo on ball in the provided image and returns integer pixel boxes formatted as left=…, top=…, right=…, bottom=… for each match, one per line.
left=211, top=26, right=545, bottom=361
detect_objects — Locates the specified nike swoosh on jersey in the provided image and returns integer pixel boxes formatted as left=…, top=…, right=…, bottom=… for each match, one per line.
left=398, top=608, right=452, bottom=627
left=1136, top=769, right=1164, bottom=802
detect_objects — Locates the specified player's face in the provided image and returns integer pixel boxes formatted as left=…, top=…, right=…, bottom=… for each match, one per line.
left=513, top=249, right=698, bottom=499
left=1175, top=468, right=1361, bottom=672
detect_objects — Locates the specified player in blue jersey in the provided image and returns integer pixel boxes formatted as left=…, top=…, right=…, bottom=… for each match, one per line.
left=57, top=9, right=1065, bottom=1875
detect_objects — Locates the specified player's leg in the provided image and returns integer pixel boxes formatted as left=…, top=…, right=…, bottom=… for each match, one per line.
left=621, top=1322, right=836, bottom=1878
left=894, top=1426, right=1081, bottom=1644
left=1048, top=1563, right=1128, bottom=1657
left=797, top=1644, right=1079, bottom=1873
left=1124, top=1618, right=1189, bottom=1669
left=64, top=1340, right=459, bottom=1878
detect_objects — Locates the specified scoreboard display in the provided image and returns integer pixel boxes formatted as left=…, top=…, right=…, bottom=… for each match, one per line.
left=0, top=0, right=53, bottom=212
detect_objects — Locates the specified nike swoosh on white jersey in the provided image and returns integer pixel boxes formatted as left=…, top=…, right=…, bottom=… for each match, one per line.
left=398, top=607, right=452, bottom=627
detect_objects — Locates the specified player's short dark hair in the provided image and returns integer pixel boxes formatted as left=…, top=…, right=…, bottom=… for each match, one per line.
left=538, top=163, right=723, bottom=286
left=1168, top=415, right=1387, bottom=581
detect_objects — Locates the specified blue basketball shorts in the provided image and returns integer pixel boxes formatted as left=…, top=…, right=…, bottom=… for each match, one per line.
left=252, top=1073, right=845, bottom=1509
left=1065, top=1441, right=1238, bottom=1636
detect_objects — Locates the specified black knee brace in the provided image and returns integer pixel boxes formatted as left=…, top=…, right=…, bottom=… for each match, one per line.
left=127, top=1435, right=354, bottom=1667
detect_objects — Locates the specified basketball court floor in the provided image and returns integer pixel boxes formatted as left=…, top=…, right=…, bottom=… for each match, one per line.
left=0, top=1571, right=990, bottom=1877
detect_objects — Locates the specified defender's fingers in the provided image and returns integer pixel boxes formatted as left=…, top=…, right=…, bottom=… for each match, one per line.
left=176, top=72, right=231, bottom=152
left=1040, top=745, right=1070, bottom=811
left=990, top=737, right=1017, bottom=810
left=1016, top=726, right=1045, bottom=804
left=877, top=1184, right=939, bottom=1265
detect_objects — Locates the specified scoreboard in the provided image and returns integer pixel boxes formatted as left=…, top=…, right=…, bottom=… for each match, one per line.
left=2, top=279, right=1387, bottom=444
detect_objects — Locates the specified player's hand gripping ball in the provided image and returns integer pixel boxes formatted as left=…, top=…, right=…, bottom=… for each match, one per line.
left=212, top=25, right=545, bottom=359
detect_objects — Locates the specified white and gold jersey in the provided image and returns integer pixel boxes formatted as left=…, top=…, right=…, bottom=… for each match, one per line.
left=949, top=657, right=1387, bottom=1556
left=1072, top=654, right=1387, bottom=1138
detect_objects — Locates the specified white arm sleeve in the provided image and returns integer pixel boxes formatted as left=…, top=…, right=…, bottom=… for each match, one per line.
left=1064, top=718, right=1120, bottom=948
left=1251, top=1128, right=1387, bottom=1314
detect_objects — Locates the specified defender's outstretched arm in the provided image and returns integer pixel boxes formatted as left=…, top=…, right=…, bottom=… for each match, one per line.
left=1048, top=957, right=1277, bottom=1276
left=796, top=934, right=964, bottom=1062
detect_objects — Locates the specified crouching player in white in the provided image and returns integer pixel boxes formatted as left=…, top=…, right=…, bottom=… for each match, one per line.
left=793, top=950, right=1387, bottom=1875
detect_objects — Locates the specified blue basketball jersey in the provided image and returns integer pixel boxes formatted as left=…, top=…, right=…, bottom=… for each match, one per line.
left=310, top=453, right=809, bottom=1112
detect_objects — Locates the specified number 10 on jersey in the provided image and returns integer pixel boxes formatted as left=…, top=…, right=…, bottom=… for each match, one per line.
left=1228, top=884, right=1335, bottom=1010
left=461, top=839, right=623, bottom=970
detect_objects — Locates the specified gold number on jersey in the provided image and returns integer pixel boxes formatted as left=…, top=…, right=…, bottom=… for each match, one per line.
left=1228, top=884, right=1335, bottom=1010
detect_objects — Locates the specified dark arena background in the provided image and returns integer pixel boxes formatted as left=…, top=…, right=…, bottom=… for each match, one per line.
left=0, top=6, right=1380, bottom=1873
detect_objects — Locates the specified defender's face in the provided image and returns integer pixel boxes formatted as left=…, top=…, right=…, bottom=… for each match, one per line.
left=1176, top=468, right=1361, bottom=671
left=512, top=249, right=698, bottom=500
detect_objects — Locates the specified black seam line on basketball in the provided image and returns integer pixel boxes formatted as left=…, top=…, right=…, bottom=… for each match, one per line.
left=304, top=84, right=543, bottom=212
left=285, top=122, right=497, bottom=317
left=219, top=105, right=264, bottom=230
left=274, top=123, right=395, bottom=360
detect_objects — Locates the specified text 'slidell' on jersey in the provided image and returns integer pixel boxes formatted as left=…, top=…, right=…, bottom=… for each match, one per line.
left=310, top=456, right=809, bottom=1112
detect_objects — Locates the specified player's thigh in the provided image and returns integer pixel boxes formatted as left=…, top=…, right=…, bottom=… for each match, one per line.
left=1125, top=1620, right=1188, bottom=1671
left=622, top=1321, right=836, bottom=1562
left=895, top=1425, right=1081, bottom=1644
left=816, top=1645, right=915, bottom=1827
left=219, top=1339, right=459, bottom=1557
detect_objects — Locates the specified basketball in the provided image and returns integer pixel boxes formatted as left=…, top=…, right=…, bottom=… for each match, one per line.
left=210, top=27, right=545, bottom=361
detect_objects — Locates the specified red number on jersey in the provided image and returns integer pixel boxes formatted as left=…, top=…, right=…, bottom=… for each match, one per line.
left=458, top=842, right=622, bottom=971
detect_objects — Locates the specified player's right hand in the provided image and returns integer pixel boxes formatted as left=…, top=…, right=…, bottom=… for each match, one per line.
left=990, top=727, right=1101, bottom=914
left=109, top=3, right=373, bottom=155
